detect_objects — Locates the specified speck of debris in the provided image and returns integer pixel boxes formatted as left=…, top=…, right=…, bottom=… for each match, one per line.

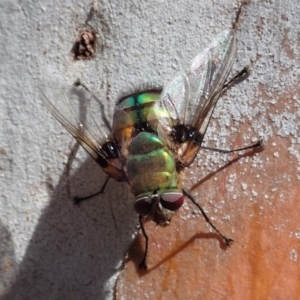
left=0, top=148, right=7, bottom=155
left=72, top=30, right=96, bottom=60
left=252, top=190, right=258, bottom=197
left=290, top=249, right=297, bottom=262
left=241, top=183, right=248, bottom=190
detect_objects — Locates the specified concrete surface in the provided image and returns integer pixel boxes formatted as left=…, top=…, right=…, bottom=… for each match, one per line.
left=0, top=0, right=299, bottom=299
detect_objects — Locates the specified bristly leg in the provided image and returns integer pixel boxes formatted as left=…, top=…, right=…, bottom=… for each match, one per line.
left=139, top=215, right=149, bottom=270
left=200, top=65, right=263, bottom=154
left=221, top=65, right=252, bottom=95
left=201, top=139, right=263, bottom=154
left=182, top=188, right=234, bottom=246
left=74, top=175, right=111, bottom=204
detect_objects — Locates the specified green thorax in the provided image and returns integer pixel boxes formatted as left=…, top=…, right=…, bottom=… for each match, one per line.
left=112, top=90, right=171, bottom=136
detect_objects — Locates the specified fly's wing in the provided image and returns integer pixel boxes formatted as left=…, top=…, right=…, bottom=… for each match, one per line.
left=149, top=30, right=236, bottom=167
left=40, top=84, right=124, bottom=181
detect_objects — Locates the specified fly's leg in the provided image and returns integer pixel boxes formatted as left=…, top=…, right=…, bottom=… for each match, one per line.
left=182, top=188, right=234, bottom=246
left=201, top=65, right=263, bottom=154
left=74, top=175, right=111, bottom=204
left=139, top=215, right=149, bottom=270
left=201, top=139, right=263, bottom=154
left=221, top=66, right=251, bottom=94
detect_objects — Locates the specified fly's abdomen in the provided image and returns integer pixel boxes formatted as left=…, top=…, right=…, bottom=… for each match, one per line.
left=125, top=132, right=178, bottom=196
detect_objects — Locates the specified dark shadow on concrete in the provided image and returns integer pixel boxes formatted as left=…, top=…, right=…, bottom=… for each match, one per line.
left=1, top=154, right=137, bottom=300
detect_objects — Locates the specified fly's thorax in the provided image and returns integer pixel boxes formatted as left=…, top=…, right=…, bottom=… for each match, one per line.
left=112, top=91, right=160, bottom=131
left=125, top=132, right=179, bottom=195
left=134, top=190, right=184, bottom=226
left=112, top=90, right=172, bottom=156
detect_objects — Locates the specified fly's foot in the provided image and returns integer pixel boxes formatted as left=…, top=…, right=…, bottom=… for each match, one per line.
left=73, top=196, right=84, bottom=205
left=139, top=260, right=147, bottom=270
left=224, top=238, right=234, bottom=247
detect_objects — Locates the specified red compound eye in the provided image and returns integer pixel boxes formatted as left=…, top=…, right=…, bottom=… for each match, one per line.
left=160, top=192, right=184, bottom=211
left=134, top=197, right=152, bottom=216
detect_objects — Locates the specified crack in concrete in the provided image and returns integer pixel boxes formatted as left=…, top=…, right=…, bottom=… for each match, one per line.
left=233, top=0, right=251, bottom=30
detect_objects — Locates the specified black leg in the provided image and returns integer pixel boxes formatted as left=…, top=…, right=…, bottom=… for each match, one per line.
left=222, top=66, right=252, bottom=94
left=74, top=175, right=110, bottom=204
left=139, top=215, right=149, bottom=270
left=182, top=188, right=234, bottom=246
left=201, top=139, right=263, bottom=154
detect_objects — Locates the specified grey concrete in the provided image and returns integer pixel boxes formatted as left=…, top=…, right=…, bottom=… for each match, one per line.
left=0, top=0, right=299, bottom=299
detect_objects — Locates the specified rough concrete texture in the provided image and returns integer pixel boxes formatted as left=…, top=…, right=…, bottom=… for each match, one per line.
left=0, top=0, right=299, bottom=299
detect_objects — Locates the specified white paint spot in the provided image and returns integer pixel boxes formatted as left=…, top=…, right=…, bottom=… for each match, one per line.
left=241, top=183, right=248, bottom=190
left=290, top=249, right=298, bottom=262
left=252, top=190, right=258, bottom=197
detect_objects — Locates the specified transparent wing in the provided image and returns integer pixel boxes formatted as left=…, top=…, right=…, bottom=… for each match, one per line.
left=40, top=83, right=113, bottom=163
left=150, top=29, right=236, bottom=166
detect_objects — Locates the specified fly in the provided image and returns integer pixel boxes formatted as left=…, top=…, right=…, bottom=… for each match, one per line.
left=40, top=29, right=263, bottom=269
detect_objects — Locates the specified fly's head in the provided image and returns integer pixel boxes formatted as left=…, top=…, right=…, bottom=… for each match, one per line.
left=134, top=191, right=184, bottom=226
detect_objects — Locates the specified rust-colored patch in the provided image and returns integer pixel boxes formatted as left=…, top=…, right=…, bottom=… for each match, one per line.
left=115, top=83, right=300, bottom=299
left=115, top=15, right=300, bottom=298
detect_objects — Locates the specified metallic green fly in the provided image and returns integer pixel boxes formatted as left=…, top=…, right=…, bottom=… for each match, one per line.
left=41, top=29, right=262, bottom=269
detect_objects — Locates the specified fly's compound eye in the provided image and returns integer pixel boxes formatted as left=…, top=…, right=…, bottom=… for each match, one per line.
left=160, top=192, right=184, bottom=211
left=134, top=197, right=153, bottom=216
